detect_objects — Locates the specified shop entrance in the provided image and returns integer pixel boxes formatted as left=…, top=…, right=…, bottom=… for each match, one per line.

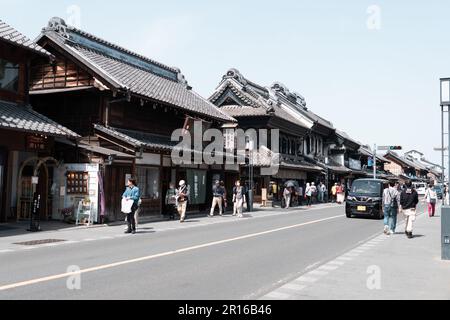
left=16, top=157, right=58, bottom=221
left=104, top=164, right=132, bottom=222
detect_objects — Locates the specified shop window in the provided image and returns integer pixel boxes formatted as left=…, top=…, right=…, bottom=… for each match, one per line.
left=0, top=58, right=19, bottom=93
left=66, top=172, right=89, bottom=195
left=136, top=167, right=160, bottom=200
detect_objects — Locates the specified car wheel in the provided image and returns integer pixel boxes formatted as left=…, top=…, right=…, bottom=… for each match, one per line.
left=346, top=213, right=352, bottom=218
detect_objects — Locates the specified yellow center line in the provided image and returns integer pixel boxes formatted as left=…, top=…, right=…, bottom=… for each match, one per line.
left=0, top=214, right=343, bottom=292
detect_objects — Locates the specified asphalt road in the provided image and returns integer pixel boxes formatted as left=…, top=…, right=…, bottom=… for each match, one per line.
left=0, top=205, right=403, bottom=300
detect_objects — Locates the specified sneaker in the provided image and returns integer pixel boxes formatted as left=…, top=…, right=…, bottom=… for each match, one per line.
left=389, top=230, right=395, bottom=235
left=407, top=232, right=413, bottom=239
left=124, top=230, right=131, bottom=234
left=384, top=226, right=389, bottom=235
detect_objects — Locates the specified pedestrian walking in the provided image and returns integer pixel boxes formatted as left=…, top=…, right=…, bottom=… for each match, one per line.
left=176, top=180, right=190, bottom=223
left=424, top=184, right=438, bottom=218
left=283, top=186, right=292, bottom=209
left=336, top=183, right=345, bottom=204
left=318, top=182, right=325, bottom=203
left=165, top=183, right=177, bottom=220
left=210, top=180, right=225, bottom=217
left=305, top=183, right=312, bottom=207
left=382, top=181, right=401, bottom=235
left=232, top=180, right=246, bottom=218
left=122, top=178, right=140, bottom=234
left=400, top=181, right=419, bottom=239
left=331, top=183, right=338, bottom=203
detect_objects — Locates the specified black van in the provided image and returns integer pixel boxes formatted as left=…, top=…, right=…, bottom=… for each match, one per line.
left=345, top=179, right=389, bottom=219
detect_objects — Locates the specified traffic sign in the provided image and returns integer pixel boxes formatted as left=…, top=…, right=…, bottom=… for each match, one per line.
left=378, top=146, right=402, bottom=151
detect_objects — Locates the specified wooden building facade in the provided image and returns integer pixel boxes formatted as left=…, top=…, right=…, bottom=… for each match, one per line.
left=0, top=19, right=79, bottom=222
left=28, top=17, right=236, bottom=222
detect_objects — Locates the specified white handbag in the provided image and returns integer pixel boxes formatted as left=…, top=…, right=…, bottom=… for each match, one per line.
left=121, top=198, right=134, bottom=214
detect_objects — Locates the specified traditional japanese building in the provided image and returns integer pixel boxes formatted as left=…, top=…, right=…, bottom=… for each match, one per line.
left=0, top=19, right=79, bottom=223
left=209, top=69, right=352, bottom=203
left=28, top=17, right=236, bottom=222
left=384, top=151, right=428, bottom=183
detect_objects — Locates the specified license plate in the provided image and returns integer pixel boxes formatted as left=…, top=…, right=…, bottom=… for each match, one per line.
left=357, top=206, right=367, bottom=212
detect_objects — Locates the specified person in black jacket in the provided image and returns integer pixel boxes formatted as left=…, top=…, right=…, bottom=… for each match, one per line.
left=400, top=181, right=419, bottom=239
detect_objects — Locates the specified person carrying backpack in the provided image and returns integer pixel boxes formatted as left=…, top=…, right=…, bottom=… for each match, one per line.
left=382, top=181, right=400, bottom=235
left=400, top=181, right=419, bottom=239
left=424, top=184, right=438, bottom=218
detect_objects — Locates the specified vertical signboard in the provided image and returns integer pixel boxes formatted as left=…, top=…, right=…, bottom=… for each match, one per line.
left=187, top=170, right=207, bottom=205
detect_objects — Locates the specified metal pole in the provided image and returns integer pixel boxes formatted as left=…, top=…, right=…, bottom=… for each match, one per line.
left=249, top=148, right=254, bottom=212
left=448, top=108, right=450, bottom=188
left=373, top=144, right=377, bottom=179
left=442, top=105, right=445, bottom=183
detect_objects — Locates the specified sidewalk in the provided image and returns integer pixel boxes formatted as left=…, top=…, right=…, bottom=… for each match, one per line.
left=0, top=203, right=338, bottom=254
left=262, top=205, right=450, bottom=300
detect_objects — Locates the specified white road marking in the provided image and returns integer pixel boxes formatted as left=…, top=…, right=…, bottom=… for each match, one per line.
left=318, top=265, right=339, bottom=271
left=0, top=249, right=14, bottom=253
left=282, top=283, right=307, bottom=291
left=337, top=257, right=354, bottom=261
left=263, top=291, right=291, bottom=299
left=308, top=270, right=329, bottom=276
left=20, top=246, right=38, bottom=250
left=326, top=260, right=345, bottom=266
left=0, top=214, right=343, bottom=292
left=295, top=276, right=319, bottom=283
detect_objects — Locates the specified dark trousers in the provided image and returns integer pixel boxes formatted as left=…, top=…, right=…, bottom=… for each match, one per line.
left=127, top=205, right=137, bottom=232
left=166, top=204, right=177, bottom=220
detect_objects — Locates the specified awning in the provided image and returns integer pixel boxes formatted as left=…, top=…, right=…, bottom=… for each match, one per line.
left=0, top=100, right=79, bottom=138
left=280, top=161, right=325, bottom=173
left=327, top=165, right=352, bottom=174
left=77, top=143, right=135, bottom=159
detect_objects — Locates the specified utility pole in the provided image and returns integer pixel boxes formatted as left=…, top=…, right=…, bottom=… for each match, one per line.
left=373, top=144, right=377, bottom=179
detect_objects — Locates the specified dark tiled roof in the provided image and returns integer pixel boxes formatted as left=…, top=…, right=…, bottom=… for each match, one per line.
left=219, top=105, right=269, bottom=117
left=280, top=160, right=324, bottom=172
left=0, top=100, right=79, bottom=138
left=77, top=143, right=135, bottom=159
left=336, top=129, right=361, bottom=148
left=94, top=124, right=177, bottom=151
left=38, top=18, right=234, bottom=123
left=0, top=20, right=50, bottom=56
left=210, top=76, right=313, bottom=129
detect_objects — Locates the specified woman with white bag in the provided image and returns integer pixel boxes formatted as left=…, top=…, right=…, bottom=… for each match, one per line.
left=122, top=178, right=141, bottom=234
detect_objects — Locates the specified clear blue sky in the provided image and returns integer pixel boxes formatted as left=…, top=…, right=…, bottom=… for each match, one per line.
left=2, top=0, right=450, bottom=165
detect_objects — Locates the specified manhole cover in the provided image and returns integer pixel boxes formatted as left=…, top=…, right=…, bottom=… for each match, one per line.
left=13, top=239, right=67, bottom=246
